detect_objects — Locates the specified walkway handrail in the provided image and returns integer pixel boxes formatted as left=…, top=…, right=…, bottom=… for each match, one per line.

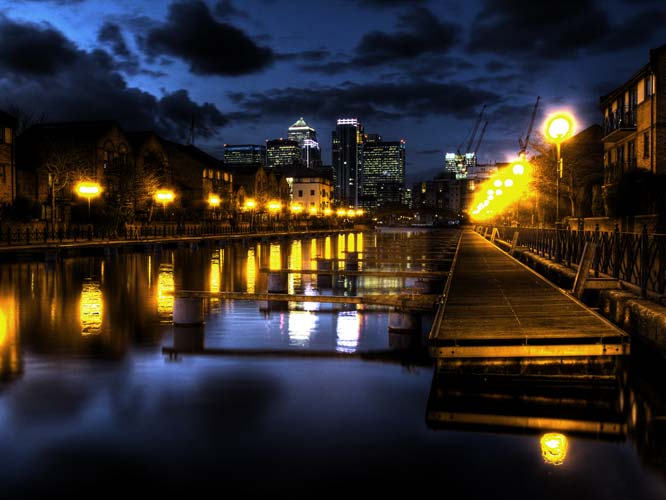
left=476, top=224, right=663, bottom=298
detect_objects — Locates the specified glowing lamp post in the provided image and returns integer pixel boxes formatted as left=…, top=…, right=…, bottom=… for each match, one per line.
left=243, top=199, right=257, bottom=228
left=76, top=181, right=101, bottom=218
left=155, top=189, right=175, bottom=218
left=544, top=112, right=575, bottom=223
left=208, top=194, right=221, bottom=224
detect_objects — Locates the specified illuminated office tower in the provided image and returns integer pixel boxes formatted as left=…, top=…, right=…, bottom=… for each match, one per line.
left=266, top=138, right=302, bottom=168
left=332, top=118, right=364, bottom=207
left=361, top=140, right=406, bottom=209
left=288, top=117, right=321, bottom=168
left=223, top=144, right=266, bottom=166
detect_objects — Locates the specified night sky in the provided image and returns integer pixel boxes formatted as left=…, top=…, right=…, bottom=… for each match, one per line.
left=1, top=0, right=664, bottom=184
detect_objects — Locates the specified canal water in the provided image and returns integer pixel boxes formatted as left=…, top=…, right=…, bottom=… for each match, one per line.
left=0, top=228, right=665, bottom=497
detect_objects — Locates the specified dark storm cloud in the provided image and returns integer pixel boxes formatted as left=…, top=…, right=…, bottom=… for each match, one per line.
left=0, top=16, right=227, bottom=141
left=139, top=0, right=273, bottom=76
left=0, top=15, right=78, bottom=75
left=214, top=0, right=249, bottom=18
left=355, top=7, right=459, bottom=64
left=97, top=22, right=131, bottom=58
left=356, top=0, right=429, bottom=5
left=302, top=7, right=460, bottom=75
left=228, top=80, right=500, bottom=123
left=467, top=0, right=666, bottom=60
left=97, top=21, right=142, bottom=74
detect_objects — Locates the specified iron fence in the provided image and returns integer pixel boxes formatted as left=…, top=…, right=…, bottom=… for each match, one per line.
left=479, top=225, right=665, bottom=297
left=0, top=219, right=348, bottom=246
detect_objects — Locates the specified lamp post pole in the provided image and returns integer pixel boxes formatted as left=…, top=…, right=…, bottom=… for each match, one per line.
left=555, top=142, right=562, bottom=224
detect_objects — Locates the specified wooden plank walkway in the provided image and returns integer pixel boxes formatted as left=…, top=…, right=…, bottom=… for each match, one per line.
left=428, top=231, right=630, bottom=360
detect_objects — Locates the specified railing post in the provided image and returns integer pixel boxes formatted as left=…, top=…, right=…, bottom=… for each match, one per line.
left=612, top=224, right=621, bottom=279
left=640, top=224, right=649, bottom=297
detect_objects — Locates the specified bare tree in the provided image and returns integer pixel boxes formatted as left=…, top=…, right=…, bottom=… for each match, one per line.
left=39, top=138, right=92, bottom=226
left=3, top=104, right=48, bottom=137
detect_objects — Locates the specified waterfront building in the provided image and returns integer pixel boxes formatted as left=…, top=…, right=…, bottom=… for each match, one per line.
left=360, top=140, right=406, bottom=209
left=287, top=117, right=321, bottom=168
left=601, top=43, right=666, bottom=217
left=266, top=138, right=302, bottom=169
left=163, top=141, right=233, bottom=213
left=281, top=164, right=333, bottom=214
left=16, top=120, right=131, bottom=223
left=0, top=110, right=16, bottom=207
left=332, top=118, right=364, bottom=207
left=224, top=144, right=266, bottom=166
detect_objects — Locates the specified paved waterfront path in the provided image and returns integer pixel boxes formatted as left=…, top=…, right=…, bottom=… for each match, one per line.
left=428, top=230, right=630, bottom=360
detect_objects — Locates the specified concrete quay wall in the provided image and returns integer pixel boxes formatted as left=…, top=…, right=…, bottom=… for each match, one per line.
left=492, top=236, right=666, bottom=359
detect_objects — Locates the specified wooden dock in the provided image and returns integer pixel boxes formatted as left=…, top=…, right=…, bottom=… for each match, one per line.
left=428, top=231, right=630, bottom=361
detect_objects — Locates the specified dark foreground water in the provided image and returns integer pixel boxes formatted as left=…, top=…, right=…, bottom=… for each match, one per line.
left=0, top=228, right=665, bottom=498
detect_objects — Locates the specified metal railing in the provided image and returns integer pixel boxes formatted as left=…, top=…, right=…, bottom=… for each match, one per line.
left=480, top=225, right=665, bottom=297
left=603, top=106, right=637, bottom=136
left=0, top=219, right=351, bottom=246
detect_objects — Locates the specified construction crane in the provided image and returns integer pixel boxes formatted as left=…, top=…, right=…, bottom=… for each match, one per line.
left=457, top=104, right=486, bottom=156
left=518, top=96, right=540, bottom=159
left=473, top=120, right=488, bottom=157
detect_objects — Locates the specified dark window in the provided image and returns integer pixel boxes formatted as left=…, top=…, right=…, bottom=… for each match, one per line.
left=0, top=164, right=5, bottom=181
left=644, top=132, right=650, bottom=158
left=310, top=189, right=315, bottom=196
left=645, top=76, right=653, bottom=98
left=298, top=190, right=303, bottom=197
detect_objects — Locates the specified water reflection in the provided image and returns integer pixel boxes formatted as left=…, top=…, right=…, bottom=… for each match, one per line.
left=540, top=433, right=568, bottom=466
left=246, top=248, right=256, bottom=293
left=0, top=294, right=21, bottom=383
left=157, top=263, right=175, bottom=323
left=336, top=311, right=360, bottom=353
left=79, top=279, right=103, bottom=335
left=288, top=311, right=317, bottom=347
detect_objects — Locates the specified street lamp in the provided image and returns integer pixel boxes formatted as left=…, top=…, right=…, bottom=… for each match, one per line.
left=208, top=194, right=221, bottom=224
left=75, top=181, right=101, bottom=218
left=544, top=111, right=575, bottom=223
left=155, top=189, right=175, bottom=218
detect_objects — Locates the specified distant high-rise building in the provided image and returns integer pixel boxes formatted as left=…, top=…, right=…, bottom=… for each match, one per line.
left=266, top=138, right=302, bottom=168
left=224, top=144, right=266, bottom=166
left=445, top=152, right=477, bottom=179
left=288, top=117, right=321, bottom=168
left=361, top=140, right=406, bottom=209
left=332, top=118, right=364, bottom=207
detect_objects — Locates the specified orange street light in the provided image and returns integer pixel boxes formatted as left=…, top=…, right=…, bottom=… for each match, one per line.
left=208, top=194, right=221, bottom=207
left=76, top=181, right=101, bottom=217
left=544, top=111, right=576, bottom=223
left=155, top=189, right=175, bottom=217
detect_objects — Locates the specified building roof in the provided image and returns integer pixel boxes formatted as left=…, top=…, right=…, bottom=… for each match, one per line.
left=277, top=164, right=332, bottom=181
left=0, top=109, right=17, bottom=128
left=164, top=140, right=225, bottom=169
left=288, top=117, right=314, bottom=131
left=20, top=120, right=123, bottom=142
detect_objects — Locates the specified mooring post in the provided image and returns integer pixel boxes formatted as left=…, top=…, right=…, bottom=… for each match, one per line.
left=173, top=296, right=204, bottom=326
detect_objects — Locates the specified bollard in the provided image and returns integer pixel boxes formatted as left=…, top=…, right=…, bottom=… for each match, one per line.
left=173, top=297, right=204, bottom=326
left=266, top=271, right=288, bottom=311
left=173, top=325, right=205, bottom=352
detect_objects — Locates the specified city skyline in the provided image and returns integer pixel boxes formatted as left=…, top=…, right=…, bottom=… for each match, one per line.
left=0, top=0, right=664, bottom=184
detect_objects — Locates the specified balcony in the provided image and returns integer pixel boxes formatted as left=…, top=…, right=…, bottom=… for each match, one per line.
left=603, top=106, right=637, bottom=142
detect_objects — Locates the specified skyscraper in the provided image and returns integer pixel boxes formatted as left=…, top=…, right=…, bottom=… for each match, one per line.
left=224, top=144, right=266, bottom=166
left=288, top=117, right=321, bottom=168
left=361, top=140, right=406, bottom=209
left=332, top=118, right=364, bottom=207
left=266, top=138, right=302, bottom=168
